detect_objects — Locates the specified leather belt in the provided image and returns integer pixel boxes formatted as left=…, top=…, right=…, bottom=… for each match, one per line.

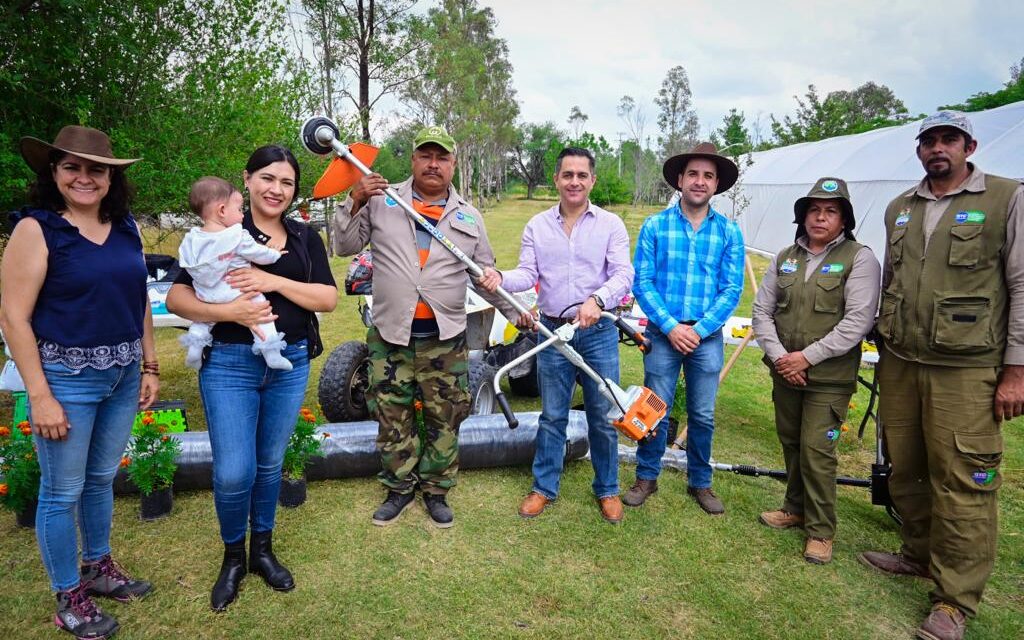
left=540, top=313, right=573, bottom=327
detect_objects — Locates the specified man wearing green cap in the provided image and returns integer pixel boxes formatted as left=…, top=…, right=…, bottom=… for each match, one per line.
left=751, top=177, right=880, bottom=565
left=332, top=125, right=520, bottom=529
left=859, top=111, right=1024, bottom=640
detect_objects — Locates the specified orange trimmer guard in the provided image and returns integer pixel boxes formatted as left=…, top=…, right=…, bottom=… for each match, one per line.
left=610, top=386, right=668, bottom=442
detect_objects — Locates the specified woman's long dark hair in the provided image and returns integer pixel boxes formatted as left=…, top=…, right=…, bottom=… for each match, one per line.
left=245, top=145, right=301, bottom=206
left=27, top=150, right=135, bottom=223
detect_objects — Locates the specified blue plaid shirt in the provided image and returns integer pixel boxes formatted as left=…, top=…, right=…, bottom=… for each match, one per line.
left=633, top=203, right=745, bottom=338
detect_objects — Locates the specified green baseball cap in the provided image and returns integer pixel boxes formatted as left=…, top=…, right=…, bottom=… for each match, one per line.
left=413, top=125, right=456, bottom=153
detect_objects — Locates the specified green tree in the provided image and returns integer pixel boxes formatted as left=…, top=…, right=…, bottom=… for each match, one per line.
left=654, top=65, right=700, bottom=158
left=295, top=0, right=425, bottom=142
left=939, top=56, right=1024, bottom=112
left=511, top=122, right=562, bottom=200
left=403, top=0, right=519, bottom=207
left=770, top=82, right=909, bottom=146
left=567, top=105, right=588, bottom=143
left=0, top=0, right=301, bottom=217
left=714, top=108, right=752, bottom=156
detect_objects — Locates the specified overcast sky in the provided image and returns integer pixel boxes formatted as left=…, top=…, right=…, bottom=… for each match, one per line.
left=482, top=0, right=1023, bottom=146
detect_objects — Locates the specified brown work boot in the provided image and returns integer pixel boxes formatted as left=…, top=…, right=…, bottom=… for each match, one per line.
left=857, top=551, right=933, bottom=580
left=622, top=478, right=658, bottom=507
left=804, top=537, right=833, bottom=564
left=916, top=602, right=966, bottom=640
left=687, top=486, right=725, bottom=515
left=598, top=496, right=624, bottom=524
left=518, top=492, right=551, bottom=518
left=759, top=509, right=804, bottom=529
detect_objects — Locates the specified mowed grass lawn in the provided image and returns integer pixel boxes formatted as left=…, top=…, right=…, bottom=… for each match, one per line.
left=1, top=195, right=1022, bottom=639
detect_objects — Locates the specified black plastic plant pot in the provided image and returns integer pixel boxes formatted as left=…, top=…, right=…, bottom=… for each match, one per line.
left=140, top=487, right=173, bottom=521
left=278, top=477, right=307, bottom=508
left=15, top=498, right=38, bottom=528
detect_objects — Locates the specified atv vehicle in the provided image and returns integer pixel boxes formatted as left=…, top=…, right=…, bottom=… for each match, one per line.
left=317, top=260, right=540, bottom=423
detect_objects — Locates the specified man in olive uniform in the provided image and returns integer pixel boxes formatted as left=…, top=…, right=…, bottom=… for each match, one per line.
left=860, top=111, right=1024, bottom=640
left=752, top=177, right=880, bottom=564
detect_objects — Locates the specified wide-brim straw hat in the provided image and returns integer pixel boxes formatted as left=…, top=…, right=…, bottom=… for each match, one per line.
left=662, top=142, right=739, bottom=194
left=20, top=125, right=140, bottom=174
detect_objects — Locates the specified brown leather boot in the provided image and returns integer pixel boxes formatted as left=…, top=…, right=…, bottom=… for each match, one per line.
left=687, top=486, right=725, bottom=515
left=804, top=537, right=833, bottom=564
left=622, top=478, right=658, bottom=507
left=598, top=496, right=624, bottom=524
left=916, top=603, right=966, bottom=640
left=759, top=509, right=804, bottom=529
left=518, top=492, right=551, bottom=518
left=857, top=551, right=933, bottom=580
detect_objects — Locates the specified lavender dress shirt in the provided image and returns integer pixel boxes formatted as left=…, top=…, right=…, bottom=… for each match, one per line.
left=500, top=202, right=634, bottom=317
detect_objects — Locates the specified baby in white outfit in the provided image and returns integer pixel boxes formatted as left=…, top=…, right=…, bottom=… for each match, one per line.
left=178, top=176, right=291, bottom=370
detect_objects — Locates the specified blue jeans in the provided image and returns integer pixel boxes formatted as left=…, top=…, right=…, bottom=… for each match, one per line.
left=31, top=362, right=140, bottom=592
left=635, top=326, right=724, bottom=488
left=199, top=341, right=309, bottom=544
left=533, top=316, right=620, bottom=499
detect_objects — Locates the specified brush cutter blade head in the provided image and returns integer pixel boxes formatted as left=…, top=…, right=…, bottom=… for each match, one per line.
left=301, top=116, right=341, bottom=155
left=611, top=386, right=667, bottom=441
left=312, top=143, right=380, bottom=199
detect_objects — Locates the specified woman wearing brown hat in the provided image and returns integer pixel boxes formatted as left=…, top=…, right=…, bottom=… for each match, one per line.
left=0, top=125, right=159, bottom=638
left=750, top=177, right=880, bottom=564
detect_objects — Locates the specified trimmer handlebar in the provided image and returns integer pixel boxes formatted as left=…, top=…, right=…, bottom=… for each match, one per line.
left=496, top=393, right=518, bottom=430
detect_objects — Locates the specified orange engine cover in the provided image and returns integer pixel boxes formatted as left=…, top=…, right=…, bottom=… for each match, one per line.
left=611, top=387, right=667, bottom=442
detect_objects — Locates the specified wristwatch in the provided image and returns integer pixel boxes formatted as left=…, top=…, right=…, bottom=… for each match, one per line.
left=589, top=294, right=605, bottom=310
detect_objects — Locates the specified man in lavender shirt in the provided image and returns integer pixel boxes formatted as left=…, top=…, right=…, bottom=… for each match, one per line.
left=480, top=147, right=634, bottom=524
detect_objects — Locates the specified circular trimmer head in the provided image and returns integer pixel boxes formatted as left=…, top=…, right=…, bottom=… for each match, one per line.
left=300, top=116, right=341, bottom=155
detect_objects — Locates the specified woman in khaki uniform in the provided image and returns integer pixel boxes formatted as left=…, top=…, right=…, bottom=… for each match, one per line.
left=751, top=177, right=880, bottom=564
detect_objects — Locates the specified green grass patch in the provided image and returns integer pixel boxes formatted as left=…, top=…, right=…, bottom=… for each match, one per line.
left=1, top=198, right=1021, bottom=639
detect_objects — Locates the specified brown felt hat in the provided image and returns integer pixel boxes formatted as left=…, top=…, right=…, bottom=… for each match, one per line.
left=20, top=125, right=140, bottom=174
left=662, top=142, right=739, bottom=194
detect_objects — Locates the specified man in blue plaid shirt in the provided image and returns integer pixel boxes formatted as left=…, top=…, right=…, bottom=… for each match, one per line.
left=624, top=143, right=745, bottom=515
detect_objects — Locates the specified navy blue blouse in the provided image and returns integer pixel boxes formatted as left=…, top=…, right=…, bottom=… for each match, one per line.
left=11, top=208, right=147, bottom=357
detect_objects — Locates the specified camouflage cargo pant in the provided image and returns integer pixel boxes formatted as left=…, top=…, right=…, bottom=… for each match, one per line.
left=366, top=327, right=470, bottom=495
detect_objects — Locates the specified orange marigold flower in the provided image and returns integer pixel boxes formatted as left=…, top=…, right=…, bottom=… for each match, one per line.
left=17, top=420, right=29, bottom=429
left=161, top=435, right=169, bottom=442
left=158, top=425, right=167, bottom=433
left=20, top=426, right=32, bottom=436
left=142, top=416, right=155, bottom=425
left=0, top=426, right=11, bottom=437
left=841, top=424, right=850, bottom=433
left=0, top=484, right=7, bottom=496
left=414, top=400, right=423, bottom=411
left=120, top=457, right=131, bottom=468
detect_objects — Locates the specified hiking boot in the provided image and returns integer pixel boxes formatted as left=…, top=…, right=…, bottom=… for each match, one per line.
left=759, top=509, right=804, bottom=529
left=622, top=478, right=658, bottom=507
left=55, top=583, right=119, bottom=639
left=423, top=493, right=454, bottom=528
left=518, top=492, right=551, bottom=518
left=598, top=496, right=624, bottom=524
left=371, top=491, right=415, bottom=526
left=687, top=486, right=725, bottom=515
left=857, top=551, right=933, bottom=580
left=249, top=530, right=294, bottom=591
left=804, top=537, right=833, bottom=564
left=81, top=555, right=153, bottom=602
left=211, top=541, right=246, bottom=612
left=916, top=602, right=966, bottom=640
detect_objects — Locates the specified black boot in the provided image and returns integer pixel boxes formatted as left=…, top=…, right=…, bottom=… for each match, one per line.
left=249, top=530, right=294, bottom=592
left=211, top=541, right=247, bottom=612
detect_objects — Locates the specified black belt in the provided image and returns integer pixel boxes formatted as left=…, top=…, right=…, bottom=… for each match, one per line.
left=681, top=320, right=697, bottom=326
left=540, top=313, right=573, bottom=327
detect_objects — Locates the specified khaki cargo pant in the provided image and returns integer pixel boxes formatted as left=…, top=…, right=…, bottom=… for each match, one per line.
left=366, top=327, right=470, bottom=495
left=878, top=350, right=1003, bottom=617
left=771, top=380, right=851, bottom=539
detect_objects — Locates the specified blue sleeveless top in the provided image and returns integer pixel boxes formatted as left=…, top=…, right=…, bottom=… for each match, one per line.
left=10, top=208, right=147, bottom=368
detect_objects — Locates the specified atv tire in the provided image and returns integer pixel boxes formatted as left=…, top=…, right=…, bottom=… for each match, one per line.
left=318, top=341, right=371, bottom=422
left=468, top=361, right=498, bottom=415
